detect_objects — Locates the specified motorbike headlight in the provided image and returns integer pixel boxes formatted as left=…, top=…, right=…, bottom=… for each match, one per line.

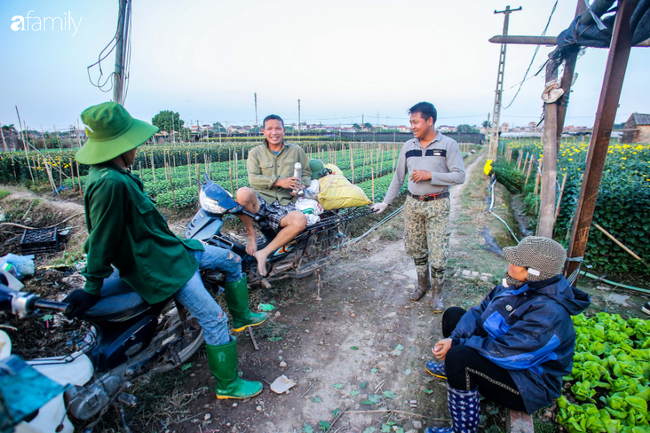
left=199, top=190, right=228, bottom=214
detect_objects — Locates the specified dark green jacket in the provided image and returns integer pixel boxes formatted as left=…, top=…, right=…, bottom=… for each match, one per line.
left=81, top=162, right=203, bottom=304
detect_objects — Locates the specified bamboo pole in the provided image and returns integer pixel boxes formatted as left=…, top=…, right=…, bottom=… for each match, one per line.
left=76, top=160, right=82, bottom=191
left=0, top=124, right=8, bottom=151
left=167, top=163, right=176, bottom=210
left=524, top=156, right=534, bottom=188
left=151, top=151, right=156, bottom=182
left=370, top=148, right=375, bottom=201
left=139, top=161, right=143, bottom=180
left=592, top=222, right=646, bottom=264
left=350, top=144, right=355, bottom=183
left=70, top=158, right=76, bottom=192
left=15, top=107, right=34, bottom=182
left=229, top=156, right=234, bottom=196
left=196, top=163, right=200, bottom=206
left=234, top=152, right=239, bottom=190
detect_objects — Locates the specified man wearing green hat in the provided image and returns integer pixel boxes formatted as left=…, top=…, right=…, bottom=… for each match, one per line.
left=64, top=101, right=265, bottom=399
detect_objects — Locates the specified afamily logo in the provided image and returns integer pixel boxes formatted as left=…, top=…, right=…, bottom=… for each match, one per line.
left=10, top=10, right=82, bottom=37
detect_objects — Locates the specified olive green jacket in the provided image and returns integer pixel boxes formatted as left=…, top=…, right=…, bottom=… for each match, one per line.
left=247, top=141, right=311, bottom=205
left=81, top=162, right=203, bottom=304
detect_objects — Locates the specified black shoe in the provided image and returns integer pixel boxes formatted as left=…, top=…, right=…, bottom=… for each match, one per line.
left=642, top=302, right=650, bottom=316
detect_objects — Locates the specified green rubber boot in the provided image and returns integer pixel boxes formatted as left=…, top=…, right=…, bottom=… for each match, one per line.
left=224, top=276, right=267, bottom=332
left=206, top=336, right=263, bottom=399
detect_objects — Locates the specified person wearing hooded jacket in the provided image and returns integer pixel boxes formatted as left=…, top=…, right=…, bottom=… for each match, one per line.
left=423, top=236, right=590, bottom=433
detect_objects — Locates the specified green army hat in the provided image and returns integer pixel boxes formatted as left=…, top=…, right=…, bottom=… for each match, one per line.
left=75, top=102, right=158, bottom=165
left=309, top=159, right=330, bottom=180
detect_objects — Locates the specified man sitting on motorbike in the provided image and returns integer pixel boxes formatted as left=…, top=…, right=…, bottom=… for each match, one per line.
left=64, top=102, right=266, bottom=399
left=235, top=114, right=311, bottom=277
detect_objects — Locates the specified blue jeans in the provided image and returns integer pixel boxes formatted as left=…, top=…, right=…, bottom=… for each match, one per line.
left=173, top=245, right=243, bottom=345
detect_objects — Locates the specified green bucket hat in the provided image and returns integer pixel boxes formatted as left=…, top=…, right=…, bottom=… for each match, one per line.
left=75, top=102, right=159, bottom=165
left=309, top=159, right=331, bottom=180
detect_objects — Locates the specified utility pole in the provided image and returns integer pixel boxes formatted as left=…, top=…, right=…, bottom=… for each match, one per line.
left=113, top=0, right=131, bottom=105
left=298, top=99, right=301, bottom=140
left=488, top=5, right=522, bottom=162
left=254, top=92, right=258, bottom=135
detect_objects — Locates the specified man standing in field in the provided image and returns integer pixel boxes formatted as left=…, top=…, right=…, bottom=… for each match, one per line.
left=371, top=102, right=466, bottom=312
left=236, top=114, right=311, bottom=277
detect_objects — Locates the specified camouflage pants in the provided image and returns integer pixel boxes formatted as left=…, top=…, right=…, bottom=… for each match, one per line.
left=404, top=194, right=451, bottom=278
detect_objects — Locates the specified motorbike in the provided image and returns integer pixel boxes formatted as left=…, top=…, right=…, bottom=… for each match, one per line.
left=184, top=175, right=373, bottom=287
left=0, top=275, right=203, bottom=433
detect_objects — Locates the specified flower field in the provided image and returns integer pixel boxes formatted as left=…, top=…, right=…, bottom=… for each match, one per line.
left=494, top=139, right=650, bottom=278
left=558, top=312, right=650, bottom=433
left=1, top=141, right=478, bottom=210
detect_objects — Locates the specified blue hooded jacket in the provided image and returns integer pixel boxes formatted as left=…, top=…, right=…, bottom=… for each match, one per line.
left=450, top=275, right=590, bottom=413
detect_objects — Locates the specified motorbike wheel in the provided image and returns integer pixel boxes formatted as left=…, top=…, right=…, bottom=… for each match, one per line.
left=149, top=314, right=204, bottom=375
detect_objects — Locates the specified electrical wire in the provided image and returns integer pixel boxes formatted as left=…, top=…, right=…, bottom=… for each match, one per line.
left=503, top=0, right=559, bottom=110
left=488, top=177, right=520, bottom=243
left=87, top=0, right=132, bottom=103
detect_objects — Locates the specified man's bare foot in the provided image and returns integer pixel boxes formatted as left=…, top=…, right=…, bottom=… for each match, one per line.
left=245, top=234, right=258, bottom=256
left=254, top=251, right=269, bottom=277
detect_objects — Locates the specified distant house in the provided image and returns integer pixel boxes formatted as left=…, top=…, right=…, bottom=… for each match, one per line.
left=622, top=113, right=650, bottom=144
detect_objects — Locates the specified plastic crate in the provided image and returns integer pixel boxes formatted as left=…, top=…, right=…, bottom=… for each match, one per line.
left=20, top=228, right=59, bottom=255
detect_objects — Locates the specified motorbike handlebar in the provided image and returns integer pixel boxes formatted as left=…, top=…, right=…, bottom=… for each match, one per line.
left=31, top=298, right=72, bottom=316
left=241, top=209, right=261, bottom=222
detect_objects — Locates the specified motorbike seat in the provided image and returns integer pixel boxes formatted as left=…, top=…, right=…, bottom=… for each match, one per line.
left=83, top=270, right=150, bottom=321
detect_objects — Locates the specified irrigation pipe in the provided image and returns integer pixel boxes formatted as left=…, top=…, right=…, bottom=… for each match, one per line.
left=579, top=271, right=650, bottom=295
left=340, top=205, right=404, bottom=248
left=487, top=177, right=519, bottom=243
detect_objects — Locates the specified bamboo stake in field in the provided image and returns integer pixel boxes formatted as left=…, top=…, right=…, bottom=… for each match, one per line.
left=592, top=222, right=647, bottom=264
left=234, top=152, right=239, bottom=190
left=196, top=163, right=200, bottom=207
left=139, top=161, right=143, bottom=180
left=554, top=173, right=568, bottom=223
left=370, top=148, right=375, bottom=201
left=76, top=160, right=82, bottom=191
left=229, top=156, right=234, bottom=196
left=524, top=156, right=534, bottom=188
left=15, top=106, right=34, bottom=182
left=151, top=151, right=156, bottom=182
left=350, top=144, right=355, bottom=183
left=167, top=163, right=176, bottom=210
left=69, top=158, right=76, bottom=192
left=0, top=124, right=8, bottom=152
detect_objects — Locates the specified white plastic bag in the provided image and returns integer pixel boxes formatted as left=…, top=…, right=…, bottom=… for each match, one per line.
left=303, top=179, right=320, bottom=200
left=295, top=197, right=324, bottom=216
left=0, top=254, right=35, bottom=280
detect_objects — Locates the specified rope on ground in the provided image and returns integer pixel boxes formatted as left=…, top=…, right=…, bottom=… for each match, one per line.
left=339, top=205, right=404, bottom=248
left=487, top=177, right=519, bottom=243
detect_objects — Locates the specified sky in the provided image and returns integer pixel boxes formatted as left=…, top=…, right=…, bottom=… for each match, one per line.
left=1, top=0, right=649, bottom=131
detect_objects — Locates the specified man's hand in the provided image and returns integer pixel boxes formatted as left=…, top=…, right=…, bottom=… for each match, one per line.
left=370, top=202, right=388, bottom=214
left=409, top=170, right=432, bottom=183
left=432, top=338, right=452, bottom=360
left=274, top=177, right=302, bottom=191
left=64, top=290, right=101, bottom=319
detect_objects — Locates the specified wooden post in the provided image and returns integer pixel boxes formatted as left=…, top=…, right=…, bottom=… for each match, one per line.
left=565, top=0, right=638, bottom=280
left=537, top=61, right=560, bottom=238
